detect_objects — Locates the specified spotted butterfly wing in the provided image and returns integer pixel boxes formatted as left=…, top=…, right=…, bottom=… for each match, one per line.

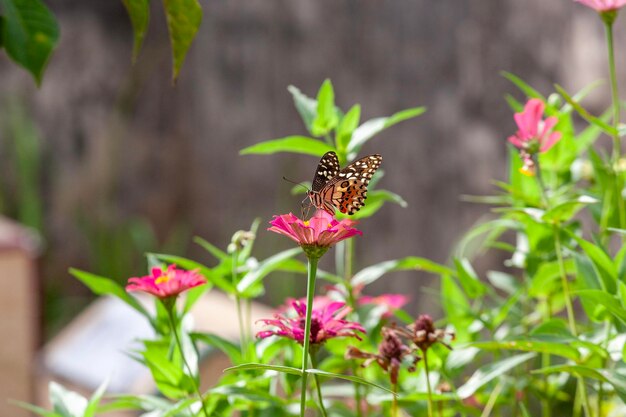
left=308, top=152, right=382, bottom=215
left=311, top=151, right=340, bottom=192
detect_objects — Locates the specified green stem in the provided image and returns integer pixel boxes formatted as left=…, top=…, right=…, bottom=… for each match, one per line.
left=604, top=19, right=621, bottom=164
left=166, top=308, right=210, bottom=417
left=553, top=227, right=577, bottom=336
left=300, top=257, right=319, bottom=417
left=423, top=349, right=434, bottom=417
left=232, top=250, right=247, bottom=358
left=598, top=320, right=613, bottom=414
left=343, top=238, right=363, bottom=417
left=311, top=354, right=329, bottom=417
left=392, top=382, right=398, bottom=417
left=604, top=19, right=626, bottom=234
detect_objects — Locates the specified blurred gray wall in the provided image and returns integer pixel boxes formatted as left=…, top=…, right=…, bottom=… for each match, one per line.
left=0, top=0, right=619, bottom=313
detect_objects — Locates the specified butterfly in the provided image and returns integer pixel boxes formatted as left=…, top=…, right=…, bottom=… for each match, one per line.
left=305, top=151, right=383, bottom=216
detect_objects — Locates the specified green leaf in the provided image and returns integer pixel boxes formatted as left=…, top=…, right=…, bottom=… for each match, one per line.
left=533, top=365, right=626, bottom=403
left=0, top=0, right=59, bottom=85
left=469, top=338, right=580, bottom=361
left=351, top=256, right=455, bottom=287
left=240, top=136, right=331, bottom=157
left=193, top=236, right=229, bottom=261
left=311, top=79, right=339, bottom=137
left=69, top=268, right=150, bottom=320
left=84, top=379, right=108, bottom=417
left=542, top=196, right=598, bottom=224
left=454, top=258, right=488, bottom=298
left=121, top=0, right=149, bottom=62
left=224, top=363, right=303, bottom=376
left=237, top=248, right=301, bottom=296
left=457, top=352, right=536, bottom=399
left=141, top=340, right=196, bottom=399
left=306, top=369, right=395, bottom=394
left=555, top=84, right=618, bottom=137
left=336, top=105, right=361, bottom=153
left=10, top=400, right=61, bottom=417
left=501, top=72, right=546, bottom=101
left=162, top=0, right=202, bottom=82
left=529, top=259, right=575, bottom=297
left=570, top=234, right=617, bottom=293
left=49, top=382, right=88, bottom=417
left=287, top=85, right=318, bottom=133
left=576, top=289, right=626, bottom=325
left=574, top=107, right=612, bottom=153
left=347, top=107, right=426, bottom=157
left=193, top=332, right=242, bottom=364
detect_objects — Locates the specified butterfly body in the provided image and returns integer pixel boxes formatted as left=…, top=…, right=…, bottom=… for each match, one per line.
left=306, top=151, right=382, bottom=216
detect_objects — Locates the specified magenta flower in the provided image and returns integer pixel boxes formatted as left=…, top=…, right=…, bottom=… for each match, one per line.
left=126, top=265, right=206, bottom=299
left=508, top=99, right=561, bottom=176
left=257, top=297, right=366, bottom=345
left=575, top=0, right=626, bottom=12
left=359, top=294, right=409, bottom=318
left=269, top=210, right=362, bottom=258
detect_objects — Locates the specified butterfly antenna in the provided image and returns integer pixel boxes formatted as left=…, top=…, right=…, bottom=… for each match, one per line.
left=282, top=176, right=310, bottom=193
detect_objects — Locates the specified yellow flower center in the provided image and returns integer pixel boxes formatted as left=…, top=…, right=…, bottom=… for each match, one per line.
left=155, top=275, right=170, bottom=285
left=303, top=220, right=310, bottom=226
left=519, top=166, right=535, bottom=177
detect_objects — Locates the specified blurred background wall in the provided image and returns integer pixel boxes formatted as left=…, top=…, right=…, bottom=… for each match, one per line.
left=0, top=0, right=620, bottom=337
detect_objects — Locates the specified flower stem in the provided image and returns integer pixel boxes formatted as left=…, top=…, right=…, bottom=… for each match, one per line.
left=311, top=354, right=329, bottom=417
left=232, top=250, right=247, bottom=359
left=300, top=256, right=319, bottom=417
left=166, top=308, right=210, bottom=417
left=604, top=19, right=621, bottom=164
left=553, top=226, right=577, bottom=336
left=343, top=238, right=363, bottom=417
left=604, top=18, right=626, bottom=233
left=423, top=349, right=434, bottom=417
left=392, top=382, right=398, bottom=417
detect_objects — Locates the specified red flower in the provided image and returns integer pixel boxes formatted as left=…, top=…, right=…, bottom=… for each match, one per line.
left=268, top=211, right=362, bottom=257
left=126, top=265, right=206, bottom=299
left=257, top=297, right=365, bottom=345
left=575, top=0, right=626, bottom=12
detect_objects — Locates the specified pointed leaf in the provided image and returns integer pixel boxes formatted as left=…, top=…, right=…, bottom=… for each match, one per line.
left=50, top=382, right=88, bottom=417
left=69, top=268, right=150, bottom=320
left=501, top=72, right=545, bottom=101
left=555, top=84, right=618, bottom=137
left=352, top=256, right=454, bottom=287
left=240, top=136, right=331, bottom=157
left=224, top=363, right=303, bottom=376
left=0, top=0, right=59, bottom=85
left=193, top=236, right=229, bottom=261
left=10, top=401, right=62, bottom=417
left=193, top=332, right=242, bottom=364
left=306, top=369, right=395, bottom=394
left=336, top=105, right=361, bottom=153
left=457, top=352, right=536, bottom=399
left=163, top=0, right=202, bottom=82
left=121, top=0, right=149, bottom=62
left=311, top=79, right=339, bottom=136
left=570, top=234, right=617, bottom=293
left=469, top=338, right=580, bottom=361
left=287, top=85, right=318, bottom=133
left=576, top=289, right=626, bottom=325
left=347, top=107, right=425, bottom=156
left=542, top=196, right=598, bottom=224
left=454, top=258, right=488, bottom=298
left=533, top=365, right=626, bottom=403
left=84, top=379, right=109, bottom=417
left=237, top=248, right=301, bottom=295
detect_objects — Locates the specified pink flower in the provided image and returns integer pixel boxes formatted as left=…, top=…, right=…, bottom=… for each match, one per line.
left=359, top=294, right=409, bottom=318
left=575, top=0, right=626, bottom=12
left=268, top=210, right=362, bottom=258
left=508, top=99, right=561, bottom=154
left=257, top=297, right=366, bottom=345
left=126, top=265, right=206, bottom=299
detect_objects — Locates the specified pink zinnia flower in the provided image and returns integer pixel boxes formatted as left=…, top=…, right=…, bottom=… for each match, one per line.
left=508, top=99, right=561, bottom=154
left=359, top=294, right=409, bottom=318
left=126, top=265, right=206, bottom=299
left=575, top=0, right=626, bottom=12
left=257, top=297, right=366, bottom=345
left=508, top=99, right=561, bottom=176
left=268, top=210, right=362, bottom=258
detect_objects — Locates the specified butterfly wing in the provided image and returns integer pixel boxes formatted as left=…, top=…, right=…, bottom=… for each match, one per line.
left=311, top=151, right=340, bottom=192
left=322, top=154, right=382, bottom=215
